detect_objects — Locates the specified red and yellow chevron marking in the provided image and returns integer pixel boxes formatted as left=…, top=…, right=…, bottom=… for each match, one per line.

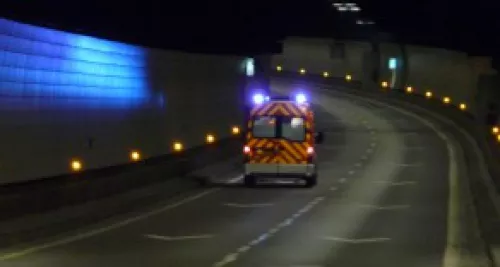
left=250, top=101, right=305, bottom=117
left=247, top=138, right=310, bottom=164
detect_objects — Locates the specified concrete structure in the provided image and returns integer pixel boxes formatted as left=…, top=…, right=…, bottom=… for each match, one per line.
left=0, top=18, right=248, bottom=184
left=272, top=37, right=497, bottom=116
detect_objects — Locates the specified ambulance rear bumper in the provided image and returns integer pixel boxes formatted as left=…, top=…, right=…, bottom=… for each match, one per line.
left=244, top=163, right=316, bottom=178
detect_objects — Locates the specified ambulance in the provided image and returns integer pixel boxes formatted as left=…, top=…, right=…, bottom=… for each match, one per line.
left=243, top=92, right=323, bottom=187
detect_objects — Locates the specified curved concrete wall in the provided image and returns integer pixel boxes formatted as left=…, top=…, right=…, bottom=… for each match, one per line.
left=271, top=37, right=496, bottom=116
left=0, top=18, right=246, bottom=184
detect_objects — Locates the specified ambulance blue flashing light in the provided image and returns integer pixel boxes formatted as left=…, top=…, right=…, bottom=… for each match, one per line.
left=252, top=93, right=269, bottom=105
left=295, top=93, right=307, bottom=104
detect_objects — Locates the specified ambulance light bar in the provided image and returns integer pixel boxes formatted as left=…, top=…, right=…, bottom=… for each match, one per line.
left=252, top=93, right=270, bottom=105
left=295, top=93, right=307, bottom=104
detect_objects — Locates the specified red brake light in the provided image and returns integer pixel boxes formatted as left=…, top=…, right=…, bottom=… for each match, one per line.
left=307, top=146, right=314, bottom=154
left=244, top=146, right=251, bottom=154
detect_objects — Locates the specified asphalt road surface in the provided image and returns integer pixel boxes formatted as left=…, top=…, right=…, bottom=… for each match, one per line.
left=0, top=83, right=478, bottom=267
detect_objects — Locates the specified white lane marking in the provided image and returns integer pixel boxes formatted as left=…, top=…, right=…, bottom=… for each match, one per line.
left=348, top=170, right=355, bottom=175
left=366, top=148, right=373, bottom=153
left=354, top=204, right=410, bottom=210
left=223, top=203, right=274, bottom=208
left=402, top=146, right=425, bottom=150
left=331, top=92, right=463, bottom=266
left=360, top=155, right=368, bottom=160
left=227, top=175, right=244, bottom=183
left=392, top=162, right=422, bottom=167
left=237, top=246, right=250, bottom=253
left=322, top=236, right=391, bottom=243
left=330, top=186, right=338, bottom=191
left=213, top=196, right=326, bottom=267
left=144, top=234, right=214, bottom=241
left=0, top=175, right=243, bottom=261
left=214, top=253, right=238, bottom=267
left=373, top=180, right=416, bottom=186
left=354, top=162, right=363, bottom=168
left=370, top=143, right=377, bottom=147
left=339, top=178, right=347, bottom=183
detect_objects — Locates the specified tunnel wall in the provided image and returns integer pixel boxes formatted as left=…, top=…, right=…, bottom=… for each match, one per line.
left=271, top=37, right=496, bottom=116
left=0, top=18, right=246, bottom=184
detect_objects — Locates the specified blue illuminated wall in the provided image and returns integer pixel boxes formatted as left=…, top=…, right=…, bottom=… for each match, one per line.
left=0, top=18, right=151, bottom=109
left=0, top=18, right=246, bottom=184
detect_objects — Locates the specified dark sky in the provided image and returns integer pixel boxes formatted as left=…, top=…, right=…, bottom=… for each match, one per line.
left=1, top=0, right=499, bottom=56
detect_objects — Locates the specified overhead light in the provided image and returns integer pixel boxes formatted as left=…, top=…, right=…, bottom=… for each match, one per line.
left=332, top=3, right=342, bottom=7
left=337, top=6, right=348, bottom=11
left=350, top=6, right=361, bottom=11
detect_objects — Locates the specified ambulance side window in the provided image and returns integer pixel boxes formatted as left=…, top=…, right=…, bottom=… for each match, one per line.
left=282, top=117, right=306, bottom=141
left=252, top=116, right=277, bottom=138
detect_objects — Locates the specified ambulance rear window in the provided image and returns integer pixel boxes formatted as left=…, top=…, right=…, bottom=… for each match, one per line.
left=252, top=116, right=277, bottom=138
left=252, top=116, right=306, bottom=141
left=282, top=117, right=306, bottom=141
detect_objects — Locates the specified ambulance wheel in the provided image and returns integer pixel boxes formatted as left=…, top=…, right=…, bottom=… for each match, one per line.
left=304, top=174, right=317, bottom=188
left=244, top=175, right=257, bottom=187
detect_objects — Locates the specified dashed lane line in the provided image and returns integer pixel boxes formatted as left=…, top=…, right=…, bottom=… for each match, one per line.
left=213, top=196, right=326, bottom=267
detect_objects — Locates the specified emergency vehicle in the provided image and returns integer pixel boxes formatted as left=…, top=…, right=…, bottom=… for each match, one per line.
left=243, top=93, right=324, bottom=187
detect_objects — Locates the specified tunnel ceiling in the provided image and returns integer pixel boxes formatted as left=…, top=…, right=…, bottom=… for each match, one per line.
left=1, top=0, right=498, bottom=56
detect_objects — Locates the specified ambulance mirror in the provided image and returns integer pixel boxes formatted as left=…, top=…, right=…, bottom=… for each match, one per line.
left=314, top=132, right=324, bottom=144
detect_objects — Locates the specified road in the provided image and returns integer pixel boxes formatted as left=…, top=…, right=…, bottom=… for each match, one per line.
left=0, top=83, right=464, bottom=267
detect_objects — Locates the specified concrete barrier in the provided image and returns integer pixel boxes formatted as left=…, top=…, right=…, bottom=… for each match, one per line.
left=0, top=136, right=242, bottom=248
left=270, top=37, right=497, bottom=118
left=0, top=136, right=242, bottom=220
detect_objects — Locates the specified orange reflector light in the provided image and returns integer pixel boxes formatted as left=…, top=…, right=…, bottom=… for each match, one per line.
left=323, top=71, right=329, bottom=77
left=206, top=134, right=215, bottom=144
left=130, top=150, right=141, bottom=161
left=381, top=81, right=388, bottom=88
left=492, top=127, right=499, bottom=134
left=406, top=86, right=413, bottom=93
left=276, top=65, right=282, bottom=71
left=232, top=126, right=240, bottom=135
left=71, top=159, right=82, bottom=172
left=443, top=97, right=451, bottom=104
left=345, top=74, right=352, bottom=81
left=425, top=91, right=433, bottom=98
left=173, top=142, right=183, bottom=152
left=299, top=68, right=306, bottom=74
left=459, top=103, right=467, bottom=110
